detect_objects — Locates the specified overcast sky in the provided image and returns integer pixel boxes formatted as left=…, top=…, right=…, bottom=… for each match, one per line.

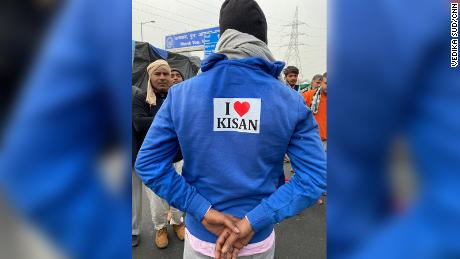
left=132, top=0, right=327, bottom=81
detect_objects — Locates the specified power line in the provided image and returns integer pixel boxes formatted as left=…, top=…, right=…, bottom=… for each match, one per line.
left=139, top=0, right=296, bottom=31
left=175, top=0, right=219, bottom=16
left=133, top=0, right=325, bottom=49
left=308, top=26, right=327, bottom=30
left=266, top=15, right=291, bottom=25
left=134, top=2, right=288, bottom=37
left=135, top=0, right=325, bottom=29
left=190, top=0, right=222, bottom=10
left=133, top=7, right=208, bottom=28
left=133, top=21, right=179, bottom=34
left=133, top=0, right=216, bottom=26
left=132, top=6, right=208, bottom=27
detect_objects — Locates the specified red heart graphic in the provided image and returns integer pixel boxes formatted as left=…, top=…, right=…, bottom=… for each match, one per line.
left=234, top=101, right=250, bottom=117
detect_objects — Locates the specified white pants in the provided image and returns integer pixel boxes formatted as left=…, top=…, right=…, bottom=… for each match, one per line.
left=132, top=169, right=142, bottom=236
left=145, top=160, right=184, bottom=230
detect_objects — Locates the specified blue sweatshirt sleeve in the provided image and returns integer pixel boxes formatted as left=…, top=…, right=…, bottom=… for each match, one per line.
left=135, top=91, right=212, bottom=223
left=246, top=96, right=327, bottom=233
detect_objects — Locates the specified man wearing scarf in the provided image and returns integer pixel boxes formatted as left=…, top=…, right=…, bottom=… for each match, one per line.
left=136, top=0, right=326, bottom=258
left=310, top=74, right=323, bottom=91
left=133, top=60, right=185, bottom=249
left=303, top=72, right=327, bottom=150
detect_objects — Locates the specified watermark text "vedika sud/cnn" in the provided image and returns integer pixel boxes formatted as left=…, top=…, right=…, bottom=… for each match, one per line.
left=452, top=3, right=459, bottom=67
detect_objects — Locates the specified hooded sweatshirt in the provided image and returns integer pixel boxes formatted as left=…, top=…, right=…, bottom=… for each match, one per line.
left=135, top=52, right=327, bottom=244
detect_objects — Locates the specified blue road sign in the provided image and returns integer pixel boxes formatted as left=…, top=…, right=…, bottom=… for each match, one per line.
left=165, top=27, right=220, bottom=50
left=204, top=31, right=220, bottom=58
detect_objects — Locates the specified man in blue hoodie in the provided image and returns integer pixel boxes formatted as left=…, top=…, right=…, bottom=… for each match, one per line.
left=135, top=0, right=326, bottom=258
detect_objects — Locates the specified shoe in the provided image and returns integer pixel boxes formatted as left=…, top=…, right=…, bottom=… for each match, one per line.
left=172, top=223, right=185, bottom=241
left=132, top=235, right=140, bottom=247
left=155, top=227, right=169, bottom=249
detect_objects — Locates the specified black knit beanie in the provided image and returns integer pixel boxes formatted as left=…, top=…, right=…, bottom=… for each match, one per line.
left=171, top=68, right=185, bottom=80
left=219, top=0, right=268, bottom=44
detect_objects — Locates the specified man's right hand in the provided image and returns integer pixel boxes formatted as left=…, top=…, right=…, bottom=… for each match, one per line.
left=201, top=208, right=241, bottom=237
left=215, top=217, right=254, bottom=259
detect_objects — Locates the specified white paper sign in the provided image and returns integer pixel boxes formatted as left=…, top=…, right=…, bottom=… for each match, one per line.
left=213, top=98, right=261, bottom=134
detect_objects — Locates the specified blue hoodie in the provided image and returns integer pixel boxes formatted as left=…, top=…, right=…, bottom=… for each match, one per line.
left=135, top=53, right=326, bottom=244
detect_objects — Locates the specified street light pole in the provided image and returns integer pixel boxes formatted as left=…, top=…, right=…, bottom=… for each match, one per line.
left=140, top=20, right=155, bottom=42
left=141, top=23, right=143, bottom=42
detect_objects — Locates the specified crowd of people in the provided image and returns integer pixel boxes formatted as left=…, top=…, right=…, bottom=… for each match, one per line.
left=132, top=0, right=326, bottom=258
left=283, top=66, right=327, bottom=150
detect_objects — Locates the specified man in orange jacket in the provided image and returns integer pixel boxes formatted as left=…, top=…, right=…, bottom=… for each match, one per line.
left=302, top=72, right=327, bottom=151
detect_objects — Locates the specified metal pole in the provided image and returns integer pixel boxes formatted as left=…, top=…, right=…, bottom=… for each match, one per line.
left=141, top=23, right=144, bottom=42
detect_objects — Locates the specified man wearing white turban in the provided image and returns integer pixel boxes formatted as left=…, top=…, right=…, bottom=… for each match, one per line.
left=133, top=59, right=185, bottom=249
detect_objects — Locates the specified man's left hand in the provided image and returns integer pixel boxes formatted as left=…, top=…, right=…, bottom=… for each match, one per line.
left=214, top=217, right=254, bottom=259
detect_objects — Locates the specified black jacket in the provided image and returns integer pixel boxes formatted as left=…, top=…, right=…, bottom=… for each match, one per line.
left=132, top=86, right=141, bottom=165
left=132, top=89, right=182, bottom=164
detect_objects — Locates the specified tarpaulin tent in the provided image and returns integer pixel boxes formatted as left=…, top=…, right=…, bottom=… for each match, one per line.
left=132, top=41, right=200, bottom=91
